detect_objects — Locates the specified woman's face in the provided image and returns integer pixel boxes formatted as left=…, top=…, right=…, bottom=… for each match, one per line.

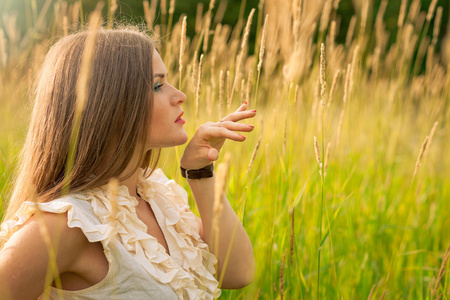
left=146, top=49, right=188, bottom=149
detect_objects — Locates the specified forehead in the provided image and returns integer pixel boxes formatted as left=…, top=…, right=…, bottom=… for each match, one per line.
left=152, top=49, right=167, bottom=74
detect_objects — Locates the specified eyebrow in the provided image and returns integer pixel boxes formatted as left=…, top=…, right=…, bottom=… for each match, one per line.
left=154, top=73, right=168, bottom=78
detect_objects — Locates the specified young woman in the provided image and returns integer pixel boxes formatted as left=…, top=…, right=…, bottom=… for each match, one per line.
left=0, top=28, right=256, bottom=299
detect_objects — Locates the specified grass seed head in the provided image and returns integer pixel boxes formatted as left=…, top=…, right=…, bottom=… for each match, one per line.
left=179, top=16, right=187, bottom=74
left=327, top=69, right=341, bottom=108
left=432, top=7, right=442, bottom=45
left=258, top=14, right=268, bottom=73
left=427, top=0, right=438, bottom=22
left=314, top=136, right=321, bottom=166
left=320, top=43, right=327, bottom=107
left=412, top=136, right=429, bottom=181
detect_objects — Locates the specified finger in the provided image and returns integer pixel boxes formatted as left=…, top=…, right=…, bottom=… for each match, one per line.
left=221, top=110, right=257, bottom=122
left=235, top=102, right=248, bottom=113
left=202, top=126, right=247, bottom=141
left=208, top=148, right=220, bottom=161
left=215, top=120, right=255, bottom=132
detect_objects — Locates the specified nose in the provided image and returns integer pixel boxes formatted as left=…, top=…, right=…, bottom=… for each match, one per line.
left=173, top=87, right=187, bottom=105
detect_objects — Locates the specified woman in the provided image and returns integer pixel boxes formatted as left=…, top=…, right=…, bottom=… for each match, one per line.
left=0, top=28, right=256, bottom=299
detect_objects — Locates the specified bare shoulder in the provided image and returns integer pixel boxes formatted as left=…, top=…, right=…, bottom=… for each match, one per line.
left=0, top=211, right=90, bottom=299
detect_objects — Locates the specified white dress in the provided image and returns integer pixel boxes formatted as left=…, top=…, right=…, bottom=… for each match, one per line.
left=0, top=169, right=221, bottom=299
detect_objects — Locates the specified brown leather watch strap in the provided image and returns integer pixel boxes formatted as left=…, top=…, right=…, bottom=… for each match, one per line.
left=180, top=163, right=214, bottom=179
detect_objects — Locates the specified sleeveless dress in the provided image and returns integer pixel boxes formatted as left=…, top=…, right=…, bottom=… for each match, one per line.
left=0, top=169, right=221, bottom=299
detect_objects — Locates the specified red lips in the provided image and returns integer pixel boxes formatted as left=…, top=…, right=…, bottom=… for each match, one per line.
left=175, top=111, right=184, bottom=122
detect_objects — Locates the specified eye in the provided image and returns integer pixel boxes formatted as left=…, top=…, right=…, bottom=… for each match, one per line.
left=154, top=83, right=164, bottom=92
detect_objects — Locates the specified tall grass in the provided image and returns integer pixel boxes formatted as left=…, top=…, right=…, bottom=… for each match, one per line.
left=0, top=0, right=449, bottom=298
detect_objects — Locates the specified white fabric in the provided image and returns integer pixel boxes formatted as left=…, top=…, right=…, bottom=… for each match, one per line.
left=0, top=169, right=221, bottom=299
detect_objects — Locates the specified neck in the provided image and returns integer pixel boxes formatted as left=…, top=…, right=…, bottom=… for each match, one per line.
left=119, top=169, right=140, bottom=199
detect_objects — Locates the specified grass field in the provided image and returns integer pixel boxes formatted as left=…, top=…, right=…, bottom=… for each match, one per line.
left=1, top=0, right=450, bottom=299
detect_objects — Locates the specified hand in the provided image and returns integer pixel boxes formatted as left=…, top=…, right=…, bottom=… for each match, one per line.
left=180, top=102, right=256, bottom=170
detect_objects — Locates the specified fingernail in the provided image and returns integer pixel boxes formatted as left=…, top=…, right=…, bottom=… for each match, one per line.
left=248, top=124, right=255, bottom=128
left=250, top=109, right=256, bottom=112
left=240, top=134, right=246, bottom=139
left=244, top=101, right=248, bottom=105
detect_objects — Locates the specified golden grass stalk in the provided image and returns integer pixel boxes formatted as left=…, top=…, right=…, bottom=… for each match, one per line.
left=349, top=45, right=359, bottom=96
left=143, top=0, right=155, bottom=31
left=21, top=179, right=64, bottom=297
left=195, top=54, right=204, bottom=128
left=245, top=71, right=252, bottom=105
left=407, top=0, right=421, bottom=24
left=327, top=69, right=340, bottom=108
left=257, top=14, right=268, bottom=73
left=219, top=70, right=224, bottom=120
left=345, top=16, right=356, bottom=47
left=380, top=290, right=387, bottom=300
left=0, top=29, right=7, bottom=68
left=179, top=16, right=187, bottom=88
left=333, top=0, right=340, bottom=10
left=71, top=1, right=80, bottom=31
left=319, top=43, right=327, bottom=107
left=64, top=4, right=103, bottom=194
left=375, top=0, right=387, bottom=50
left=337, top=64, right=350, bottom=147
left=107, top=0, right=118, bottom=29
left=240, top=78, right=246, bottom=103
left=191, top=50, right=198, bottom=92
left=336, top=108, right=344, bottom=148
left=324, top=142, right=331, bottom=176
left=329, top=20, right=336, bottom=53
left=279, top=249, right=287, bottom=300
left=202, top=0, right=216, bottom=53
left=247, top=135, right=262, bottom=174
left=284, top=99, right=291, bottom=153
left=426, top=45, right=435, bottom=72
left=294, top=84, right=299, bottom=113
left=226, top=70, right=231, bottom=110
left=107, top=178, right=120, bottom=219
left=319, top=0, right=332, bottom=33
left=412, top=136, right=429, bottom=183
left=164, top=0, right=176, bottom=46
left=398, top=0, right=407, bottom=29
left=195, top=3, right=204, bottom=35
left=230, top=9, right=255, bottom=102
left=359, top=1, right=369, bottom=40
left=161, top=0, right=167, bottom=28
left=289, top=206, right=295, bottom=265
left=431, top=243, right=450, bottom=299
left=254, top=14, right=268, bottom=109
left=424, top=121, right=438, bottom=157
left=343, top=63, right=351, bottom=103
left=312, top=80, right=319, bottom=118
left=63, top=16, right=69, bottom=36
left=367, top=284, right=376, bottom=300
left=213, top=153, right=230, bottom=276
left=432, top=7, right=442, bottom=46
left=314, top=136, right=321, bottom=167
left=426, top=0, right=438, bottom=22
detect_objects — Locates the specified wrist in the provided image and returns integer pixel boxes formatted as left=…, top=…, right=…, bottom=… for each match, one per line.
left=180, top=163, right=214, bottom=179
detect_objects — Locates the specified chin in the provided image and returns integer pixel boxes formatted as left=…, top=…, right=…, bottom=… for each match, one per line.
left=178, top=132, right=189, bottom=145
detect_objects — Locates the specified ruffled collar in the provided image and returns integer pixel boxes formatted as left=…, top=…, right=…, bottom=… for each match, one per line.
left=80, top=168, right=221, bottom=299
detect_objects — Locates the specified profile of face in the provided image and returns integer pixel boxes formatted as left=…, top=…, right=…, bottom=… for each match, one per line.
left=146, top=49, right=189, bottom=149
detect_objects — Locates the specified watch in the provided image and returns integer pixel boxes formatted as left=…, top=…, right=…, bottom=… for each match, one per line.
left=180, top=163, right=214, bottom=179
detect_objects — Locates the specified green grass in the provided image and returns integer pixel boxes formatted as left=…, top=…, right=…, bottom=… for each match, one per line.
left=1, top=0, right=450, bottom=299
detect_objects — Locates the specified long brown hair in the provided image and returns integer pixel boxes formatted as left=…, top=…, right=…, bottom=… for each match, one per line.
left=3, top=28, right=160, bottom=222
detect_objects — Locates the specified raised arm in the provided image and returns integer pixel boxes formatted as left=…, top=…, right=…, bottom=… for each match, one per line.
left=180, top=102, right=256, bottom=288
left=0, top=212, right=88, bottom=299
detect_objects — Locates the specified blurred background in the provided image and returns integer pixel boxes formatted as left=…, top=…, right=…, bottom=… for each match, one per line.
left=0, top=0, right=449, bottom=63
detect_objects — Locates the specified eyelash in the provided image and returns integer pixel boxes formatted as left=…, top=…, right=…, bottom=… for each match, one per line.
left=154, top=83, right=164, bottom=92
